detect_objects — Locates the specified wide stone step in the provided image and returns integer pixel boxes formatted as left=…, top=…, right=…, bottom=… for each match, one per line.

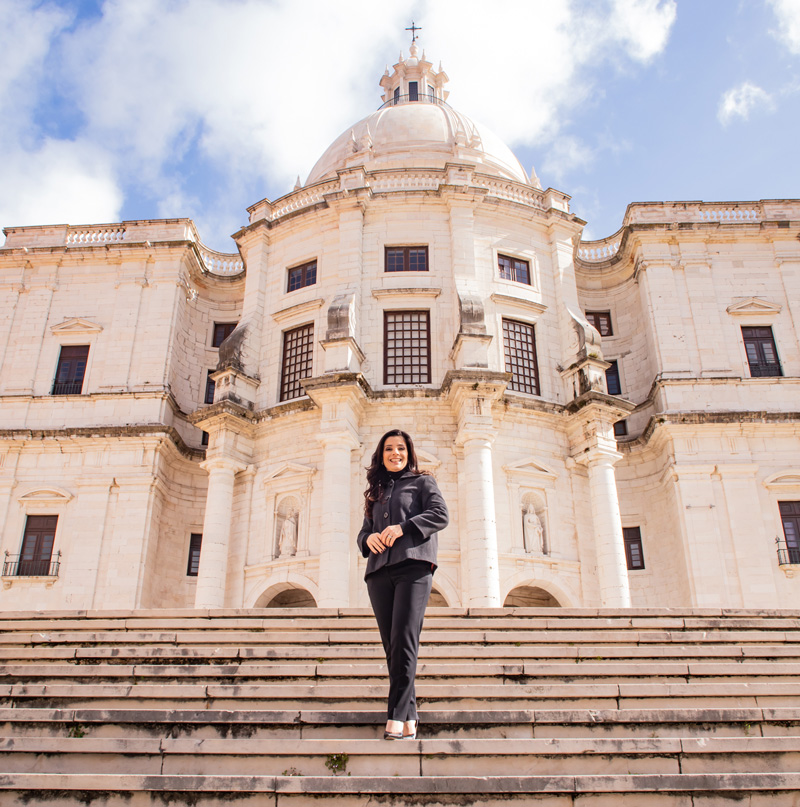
left=3, top=771, right=800, bottom=807
left=3, top=735, right=800, bottom=777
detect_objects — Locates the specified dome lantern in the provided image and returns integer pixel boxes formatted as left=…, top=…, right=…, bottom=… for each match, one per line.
left=378, top=40, right=450, bottom=108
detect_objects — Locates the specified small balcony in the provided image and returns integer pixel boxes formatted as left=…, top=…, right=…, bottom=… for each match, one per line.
left=3, top=551, right=61, bottom=578
left=51, top=381, right=84, bottom=395
left=378, top=93, right=450, bottom=110
left=776, top=538, right=800, bottom=567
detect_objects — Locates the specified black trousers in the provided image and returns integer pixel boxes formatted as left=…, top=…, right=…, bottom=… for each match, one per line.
left=366, top=559, right=433, bottom=722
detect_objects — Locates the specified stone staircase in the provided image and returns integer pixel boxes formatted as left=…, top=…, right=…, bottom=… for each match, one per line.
left=1, top=608, right=800, bottom=805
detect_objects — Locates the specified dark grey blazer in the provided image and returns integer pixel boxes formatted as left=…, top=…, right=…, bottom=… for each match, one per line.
left=356, top=470, right=449, bottom=578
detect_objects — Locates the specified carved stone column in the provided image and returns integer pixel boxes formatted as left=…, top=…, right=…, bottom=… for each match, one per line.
left=446, top=371, right=508, bottom=607
left=303, top=374, right=367, bottom=607
left=195, top=456, right=246, bottom=609
left=568, top=393, right=634, bottom=607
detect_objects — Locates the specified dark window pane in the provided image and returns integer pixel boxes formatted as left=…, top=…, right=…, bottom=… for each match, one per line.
left=280, top=324, right=314, bottom=401
left=286, top=261, right=317, bottom=293
left=384, top=311, right=431, bottom=385
left=623, top=526, right=645, bottom=570
left=187, top=533, right=202, bottom=576
left=498, top=254, right=531, bottom=285
left=408, top=81, right=418, bottom=101
left=385, top=246, right=428, bottom=272
left=586, top=311, right=613, bottom=337
left=52, top=345, right=89, bottom=395
left=204, top=370, right=216, bottom=405
left=212, top=323, right=237, bottom=348
left=742, top=326, right=782, bottom=377
left=502, top=318, right=540, bottom=395
left=18, top=515, right=58, bottom=576
left=614, top=420, right=628, bottom=437
left=606, top=360, right=622, bottom=396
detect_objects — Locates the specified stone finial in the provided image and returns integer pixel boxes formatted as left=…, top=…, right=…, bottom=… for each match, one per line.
left=294, top=176, right=302, bottom=190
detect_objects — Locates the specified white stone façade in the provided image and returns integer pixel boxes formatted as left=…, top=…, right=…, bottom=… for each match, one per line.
left=1, top=45, right=799, bottom=612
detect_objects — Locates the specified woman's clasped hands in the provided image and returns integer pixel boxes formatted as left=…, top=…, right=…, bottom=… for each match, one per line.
left=366, top=524, right=403, bottom=554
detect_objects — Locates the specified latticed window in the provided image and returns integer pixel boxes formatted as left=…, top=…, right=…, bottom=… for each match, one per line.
left=605, top=360, right=622, bottom=395
left=502, top=318, right=539, bottom=395
left=384, top=311, right=431, bottom=384
left=212, top=322, right=237, bottom=348
left=586, top=311, right=613, bottom=336
left=623, top=526, right=645, bottom=570
left=19, top=515, right=58, bottom=576
left=742, top=326, right=782, bottom=377
left=52, top=345, right=88, bottom=395
left=779, top=502, right=800, bottom=565
left=498, top=254, right=531, bottom=285
left=280, top=324, right=314, bottom=401
left=385, top=246, right=428, bottom=273
left=287, top=261, right=317, bottom=292
left=187, top=533, right=202, bottom=576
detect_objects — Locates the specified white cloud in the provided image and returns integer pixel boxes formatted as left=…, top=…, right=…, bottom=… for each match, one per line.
left=0, top=0, right=678, bottom=245
left=541, top=136, right=596, bottom=184
left=769, top=0, right=800, bottom=53
left=717, top=82, right=774, bottom=126
left=0, top=139, right=123, bottom=230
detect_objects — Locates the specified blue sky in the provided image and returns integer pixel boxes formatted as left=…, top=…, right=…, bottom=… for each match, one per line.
left=1, top=0, right=799, bottom=250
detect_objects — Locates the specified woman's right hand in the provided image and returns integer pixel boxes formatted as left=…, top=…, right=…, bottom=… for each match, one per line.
left=365, top=532, right=387, bottom=554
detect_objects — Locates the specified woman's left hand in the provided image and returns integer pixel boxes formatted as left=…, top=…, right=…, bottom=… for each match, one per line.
left=379, top=524, right=403, bottom=546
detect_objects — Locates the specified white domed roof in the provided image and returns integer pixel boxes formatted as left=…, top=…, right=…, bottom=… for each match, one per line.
left=306, top=101, right=529, bottom=186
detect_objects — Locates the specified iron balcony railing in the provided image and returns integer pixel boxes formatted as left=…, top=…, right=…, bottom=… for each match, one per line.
left=776, top=538, right=800, bottom=566
left=3, top=551, right=61, bottom=577
left=378, top=93, right=451, bottom=110
left=51, top=381, right=84, bottom=395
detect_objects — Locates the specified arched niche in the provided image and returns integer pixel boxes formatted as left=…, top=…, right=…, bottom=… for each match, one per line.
left=503, top=585, right=561, bottom=608
left=254, top=582, right=317, bottom=609
left=428, top=588, right=448, bottom=607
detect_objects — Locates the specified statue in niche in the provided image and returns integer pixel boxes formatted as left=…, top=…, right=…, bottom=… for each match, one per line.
left=278, top=511, right=298, bottom=558
left=523, top=503, right=545, bottom=555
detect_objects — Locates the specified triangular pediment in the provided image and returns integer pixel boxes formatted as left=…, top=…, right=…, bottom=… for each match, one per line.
left=18, top=487, right=73, bottom=503
left=51, top=318, right=103, bottom=334
left=726, top=298, right=782, bottom=316
left=503, top=458, right=558, bottom=480
left=263, top=462, right=316, bottom=483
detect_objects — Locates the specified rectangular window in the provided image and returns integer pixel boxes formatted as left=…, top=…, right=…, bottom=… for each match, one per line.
left=779, top=502, right=800, bottom=565
left=384, top=311, right=431, bottom=385
left=623, top=526, right=645, bottom=570
left=614, top=420, right=628, bottom=437
left=52, top=345, right=89, bottom=395
left=606, top=360, right=622, bottom=396
left=502, top=318, right=540, bottom=395
left=498, top=254, right=531, bottom=285
left=408, top=81, right=418, bottom=101
left=287, top=260, right=317, bottom=293
left=742, top=326, right=782, bottom=377
left=280, top=323, right=314, bottom=401
left=201, top=431, right=209, bottom=447
left=212, top=322, right=237, bottom=348
left=187, top=533, right=202, bottom=576
left=586, top=311, right=613, bottom=337
left=385, top=246, right=428, bottom=273
left=18, top=515, right=58, bottom=576
left=204, top=370, right=216, bottom=405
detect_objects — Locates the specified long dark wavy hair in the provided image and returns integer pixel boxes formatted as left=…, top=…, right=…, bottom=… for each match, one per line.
left=363, top=429, right=424, bottom=517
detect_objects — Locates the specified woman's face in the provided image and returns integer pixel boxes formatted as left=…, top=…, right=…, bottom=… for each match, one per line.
left=382, top=435, right=408, bottom=473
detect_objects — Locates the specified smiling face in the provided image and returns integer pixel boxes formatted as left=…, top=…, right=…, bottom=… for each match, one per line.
left=382, top=435, right=408, bottom=473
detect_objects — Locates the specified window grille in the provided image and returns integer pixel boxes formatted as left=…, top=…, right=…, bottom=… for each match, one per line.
left=280, top=324, right=314, bottom=401
left=778, top=502, right=800, bottom=565
left=212, top=322, right=237, bottom=348
left=384, top=311, right=431, bottom=384
left=187, top=533, right=203, bottom=576
left=606, top=360, right=622, bottom=395
left=502, top=318, right=540, bottom=395
left=13, top=516, right=59, bottom=576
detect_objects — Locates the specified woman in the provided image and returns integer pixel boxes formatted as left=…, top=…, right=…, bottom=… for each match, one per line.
left=357, top=429, right=449, bottom=740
